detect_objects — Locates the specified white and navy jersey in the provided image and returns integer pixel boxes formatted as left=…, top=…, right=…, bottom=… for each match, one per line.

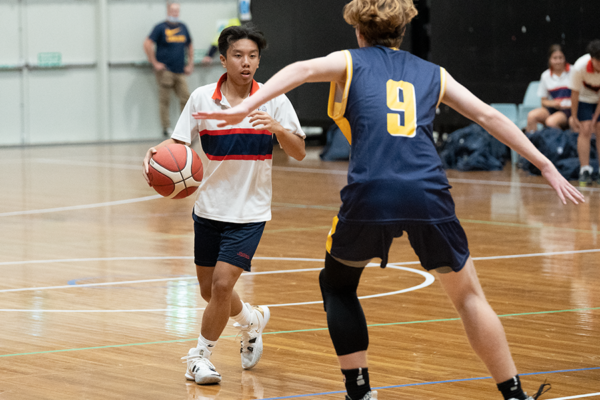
left=328, top=46, right=455, bottom=224
left=538, top=66, right=572, bottom=106
left=172, top=73, right=305, bottom=223
left=569, top=54, right=600, bottom=104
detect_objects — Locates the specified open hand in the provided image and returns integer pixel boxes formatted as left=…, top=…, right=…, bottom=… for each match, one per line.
left=192, top=104, right=252, bottom=127
left=540, top=164, right=586, bottom=205
left=248, top=110, right=282, bottom=133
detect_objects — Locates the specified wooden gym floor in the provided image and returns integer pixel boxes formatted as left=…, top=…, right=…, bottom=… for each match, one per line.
left=0, top=142, right=598, bottom=400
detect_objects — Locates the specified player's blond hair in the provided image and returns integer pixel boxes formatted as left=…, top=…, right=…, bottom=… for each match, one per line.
left=343, top=0, right=418, bottom=48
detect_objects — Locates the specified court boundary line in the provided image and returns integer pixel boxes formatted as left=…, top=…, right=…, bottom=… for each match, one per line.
left=272, top=166, right=600, bottom=192
left=1, top=306, right=598, bottom=358
left=0, top=195, right=161, bottom=217
left=0, top=264, right=435, bottom=310
left=1, top=163, right=597, bottom=218
left=260, top=370, right=600, bottom=400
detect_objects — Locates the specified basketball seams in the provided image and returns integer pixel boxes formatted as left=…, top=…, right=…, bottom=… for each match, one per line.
left=166, top=145, right=187, bottom=186
left=147, top=144, right=203, bottom=199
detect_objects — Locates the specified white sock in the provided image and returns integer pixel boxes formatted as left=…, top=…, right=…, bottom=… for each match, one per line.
left=580, top=165, right=593, bottom=174
left=231, top=300, right=252, bottom=326
left=197, top=334, right=217, bottom=358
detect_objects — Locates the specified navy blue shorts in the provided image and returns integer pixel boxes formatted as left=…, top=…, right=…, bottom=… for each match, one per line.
left=326, top=216, right=470, bottom=272
left=193, top=213, right=265, bottom=271
left=577, top=101, right=600, bottom=122
left=546, top=107, right=572, bottom=119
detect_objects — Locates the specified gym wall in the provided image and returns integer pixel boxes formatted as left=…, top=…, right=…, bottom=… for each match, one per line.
left=0, top=0, right=237, bottom=146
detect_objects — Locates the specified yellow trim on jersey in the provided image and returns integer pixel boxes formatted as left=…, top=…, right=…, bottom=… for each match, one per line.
left=437, top=67, right=447, bottom=108
left=327, top=50, right=353, bottom=144
left=325, top=216, right=340, bottom=253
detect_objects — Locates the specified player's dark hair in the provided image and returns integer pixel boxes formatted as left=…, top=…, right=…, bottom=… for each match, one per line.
left=218, top=24, right=267, bottom=58
left=587, top=39, right=600, bottom=60
left=547, top=44, right=563, bottom=59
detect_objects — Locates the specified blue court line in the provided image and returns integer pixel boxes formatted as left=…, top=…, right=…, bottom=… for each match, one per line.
left=260, top=367, right=600, bottom=400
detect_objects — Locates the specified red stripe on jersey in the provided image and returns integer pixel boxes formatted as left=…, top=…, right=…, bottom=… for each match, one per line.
left=200, top=128, right=272, bottom=136
left=206, top=154, right=273, bottom=161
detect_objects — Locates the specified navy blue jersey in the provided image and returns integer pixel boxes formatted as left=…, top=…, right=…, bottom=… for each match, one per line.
left=327, top=46, right=455, bottom=224
left=148, top=21, right=192, bottom=74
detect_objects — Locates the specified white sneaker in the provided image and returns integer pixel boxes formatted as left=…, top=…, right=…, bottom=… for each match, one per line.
left=181, top=347, right=222, bottom=385
left=234, top=303, right=270, bottom=369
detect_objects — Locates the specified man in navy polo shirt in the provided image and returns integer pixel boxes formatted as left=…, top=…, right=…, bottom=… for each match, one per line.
left=144, top=2, right=194, bottom=136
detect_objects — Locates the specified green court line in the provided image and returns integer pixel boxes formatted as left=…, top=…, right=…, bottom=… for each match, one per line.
left=1, top=307, right=598, bottom=358
left=461, top=219, right=598, bottom=234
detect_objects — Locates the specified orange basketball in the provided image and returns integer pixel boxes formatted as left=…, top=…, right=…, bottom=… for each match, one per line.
left=147, top=144, right=203, bottom=199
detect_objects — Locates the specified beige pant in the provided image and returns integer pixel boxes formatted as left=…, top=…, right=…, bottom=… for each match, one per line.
left=155, top=70, right=190, bottom=130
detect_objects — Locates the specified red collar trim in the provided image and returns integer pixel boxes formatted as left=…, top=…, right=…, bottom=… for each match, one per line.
left=587, top=59, right=595, bottom=73
left=211, top=73, right=260, bottom=101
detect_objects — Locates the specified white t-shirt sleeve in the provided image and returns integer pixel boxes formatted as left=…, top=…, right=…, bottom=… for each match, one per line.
left=272, top=94, right=306, bottom=139
left=172, top=91, right=200, bottom=145
left=569, top=65, right=584, bottom=92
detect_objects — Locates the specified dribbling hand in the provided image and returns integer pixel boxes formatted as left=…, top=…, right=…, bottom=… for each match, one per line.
left=143, top=147, right=158, bottom=186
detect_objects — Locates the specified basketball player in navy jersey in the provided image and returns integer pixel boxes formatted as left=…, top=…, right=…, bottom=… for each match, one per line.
left=194, top=0, right=585, bottom=399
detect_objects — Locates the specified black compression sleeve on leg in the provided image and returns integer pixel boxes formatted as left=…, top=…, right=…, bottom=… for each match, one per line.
left=319, top=252, right=369, bottom=356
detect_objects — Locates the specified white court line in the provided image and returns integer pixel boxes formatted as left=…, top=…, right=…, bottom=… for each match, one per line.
left=473, top=248, right=600, bottom=260
left=551, top=393, right=600, bottom=399
left=272, top=166, right=600, bottom=192
left=1, top=164, right=597, bottom=218
left=1, top=248, right=599, bottom=310
left=0, top=258, right=384, bottom=293
left=2, top=249, right=598, bottom=270
left=0, top=256, right=321, bottom=267
left=25, top=159, right=597, bottom=192
left=33, top=158, right=140, bottom=170
left=0, top=264, right=434, bottom=312
left=0, top=195, right=161, bottom=217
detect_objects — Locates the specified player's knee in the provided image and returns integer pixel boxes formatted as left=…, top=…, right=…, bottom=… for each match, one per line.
left=322, top=253, right=362, bottom=290
left=210, top=278, right=234, bottom=300
left=527, top=109, right=540, bottom=123
left=199, top=288, right=211, bottom=303
left=319, top=253, right=363, bottom=308
left=196, top=278, right=212, bottom=302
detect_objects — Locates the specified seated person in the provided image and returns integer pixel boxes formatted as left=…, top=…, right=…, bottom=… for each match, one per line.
left=526, top=44, right=573, bottom=133
left=570, top=39, right=600, bottom=186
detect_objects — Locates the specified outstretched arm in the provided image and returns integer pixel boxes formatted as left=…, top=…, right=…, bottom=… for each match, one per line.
left=442, top=73, right=584, bottom=205
left=192, top=51, right=347, bottom=126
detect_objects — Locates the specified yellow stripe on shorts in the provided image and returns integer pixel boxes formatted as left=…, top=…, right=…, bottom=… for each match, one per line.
left=325, top=216, right=339, bottom=253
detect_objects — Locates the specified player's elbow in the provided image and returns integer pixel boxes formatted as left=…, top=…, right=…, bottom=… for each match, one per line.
left=290, top=61, right=315, bottom=82
left=479, top=106, right=511, bottom=132
left=295, top=148, right=306, bottom=161
left=288, top=141, right=306, bottom=161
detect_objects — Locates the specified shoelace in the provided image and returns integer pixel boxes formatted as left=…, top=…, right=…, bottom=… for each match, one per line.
left=531, top=380, right=551, bottom=399
left=234, top=322, right=254, bottom=353
left=180, top=353, right=217, bottom=370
